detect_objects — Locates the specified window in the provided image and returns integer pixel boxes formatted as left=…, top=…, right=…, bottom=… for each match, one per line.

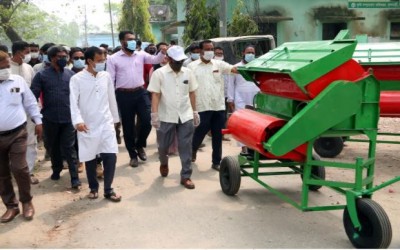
left=322, top=22, right=347, bottom=40
left=390, top=22, right=400, bottom=40
left=258, top=22, right=278, bottom=44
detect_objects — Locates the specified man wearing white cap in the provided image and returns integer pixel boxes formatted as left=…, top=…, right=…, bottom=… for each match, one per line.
left=147, top=46, right=199, bottom=189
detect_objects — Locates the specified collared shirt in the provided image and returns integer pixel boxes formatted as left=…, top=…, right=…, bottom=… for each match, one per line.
left=187, top=59, right=233, bottom=112
left=31, top=66, right=75, bottom=123
left=10, top=61, right=35, bottom=87
left=107, top=50, right=165, bottom=89
left=147, top=64, right=198, bottom=123
left=0, top=75, right=42, bottom=132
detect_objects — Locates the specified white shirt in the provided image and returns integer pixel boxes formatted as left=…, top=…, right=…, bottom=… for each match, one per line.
left=227, top=61, right=260, bottom=109
left=10, top=61, right=35, bottom=87
left=187, top=59, right=233, bottom=112
left=0, top=75, right=42, bottom=132
left=147, top=64, right=198, bottom=123
left=69, top=70, right=120, bottom=161
left=33, top=62, right=46, bottom=74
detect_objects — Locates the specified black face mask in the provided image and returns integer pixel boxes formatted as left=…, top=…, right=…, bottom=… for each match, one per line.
left=148, top=48, right=156, bottom=55
left=56, top=58, right=67, bottom=69
left=170, top=60, right=184, bottom=72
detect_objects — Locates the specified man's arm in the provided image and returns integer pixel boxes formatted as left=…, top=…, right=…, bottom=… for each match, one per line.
left=22, top=81, right=43, bottom=139
left=69, top=75, right=86, bottom=132
left=143, top=44, right=167, bottom=65
left=107, top=74, right=120, bottom=123
left=106, top=56, right=116, bottom=84
left=30, top=71, right=42, bottom=99
left=227, top=74, right=236, bottom=112
left=189, top=91, right=196, bottom=112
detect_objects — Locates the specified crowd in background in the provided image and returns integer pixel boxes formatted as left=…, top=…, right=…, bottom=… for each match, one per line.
left=0, top=32, right=259, bottom=223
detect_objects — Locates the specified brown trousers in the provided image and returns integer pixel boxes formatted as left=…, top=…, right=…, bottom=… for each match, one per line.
left=0, top=127, right=32, bottom=208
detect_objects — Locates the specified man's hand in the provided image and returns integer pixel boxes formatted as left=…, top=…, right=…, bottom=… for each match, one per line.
left=193, top=111, right=200, bottom=127
left=151, top=112, right=160, bottom=129
left=35, top=124, right=43, bottom=140
left=76, top=123, right=89, bottom=133
left=231, top=66, right=238, bottom=74
left=228, top=102, right=235, bottom=113
left=159, top=44, right=168, bottom=55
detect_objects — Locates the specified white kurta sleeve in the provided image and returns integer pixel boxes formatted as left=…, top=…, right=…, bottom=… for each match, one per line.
left=107, top=74, right=120, bottom=123
left=227, top=74, right=236, bottom=103
left=69, top=75, right=85, bottom=127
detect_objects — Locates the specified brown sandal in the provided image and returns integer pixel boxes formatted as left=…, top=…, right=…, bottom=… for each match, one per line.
left=88, top=191, right=98, bottom=199
left=104, top=192, right=121, bottom=202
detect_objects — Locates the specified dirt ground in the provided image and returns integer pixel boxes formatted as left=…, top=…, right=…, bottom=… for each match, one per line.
left=0, top=118, right=400, bottom=248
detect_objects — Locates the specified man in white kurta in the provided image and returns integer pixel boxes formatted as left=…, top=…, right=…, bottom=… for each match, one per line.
left=69, top=46, right=121, bottom=202
left=10, top=41, right=39, bottom=185
left=227, top=45, right=260, bottom=153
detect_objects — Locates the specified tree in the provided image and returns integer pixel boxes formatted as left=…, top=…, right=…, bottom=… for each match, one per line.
left=0, top=2, right=80, bottom=47
left=150, top=0, right=177, bottom=20
left=118, top=0, right=155, bottom=42
left=0, top=0, right=29, bottom=42
left=227, top=0, right=258, bottom=36
left=182, top=0, right=219, bottom=45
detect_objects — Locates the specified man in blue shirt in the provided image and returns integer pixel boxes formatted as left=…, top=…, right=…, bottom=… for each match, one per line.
left=31, top=46, right=81, bottom=189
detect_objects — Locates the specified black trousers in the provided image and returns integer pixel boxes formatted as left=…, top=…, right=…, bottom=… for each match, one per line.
left=116, top=88, right=151, bottom=159
left=85, top=153, right=116, bottom=194
left=42, top=118, right=79, bottom=181
left=192, top=111, right=225, bottom=165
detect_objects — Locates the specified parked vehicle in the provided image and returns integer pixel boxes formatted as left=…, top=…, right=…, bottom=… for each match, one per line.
left=186, top=35, right=276, bottom=64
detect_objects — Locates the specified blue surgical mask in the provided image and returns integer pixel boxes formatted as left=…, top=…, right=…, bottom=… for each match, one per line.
left=73, top=59, right=85, bottom=69
left=42, top=54, right=49, bottom=63
left=191, top=53, right=200, bottom=60
left=94, top=62, right=106, bottom=72
left=127, top=40, right=137, bottom=51
left=245, top=53, right=255, bottom=63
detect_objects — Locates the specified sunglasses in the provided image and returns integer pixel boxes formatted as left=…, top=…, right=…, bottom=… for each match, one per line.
left=73, top=57, right=85, bottom=60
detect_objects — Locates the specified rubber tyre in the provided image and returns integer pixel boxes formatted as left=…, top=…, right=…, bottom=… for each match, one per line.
left=301, top=154, right=326, bottom=191
left=343, top=198, right=392, bottom=249
left=219, top=156, right=241, bottom=196
left=313, top=137, right=344, bottom=158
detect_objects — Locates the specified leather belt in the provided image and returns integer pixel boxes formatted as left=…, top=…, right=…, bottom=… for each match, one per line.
left=116, top=86, right=144, bottom=92
left=0, top=122, right=27, bottom=136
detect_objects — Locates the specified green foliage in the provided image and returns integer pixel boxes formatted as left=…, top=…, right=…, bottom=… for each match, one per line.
left=182, top=0, right=219, bottom=46
left=227, top=0, right=259, bottom=36
left=118, top=0, right=155, bottom=43
left=0, top=1, right=79, bottom=46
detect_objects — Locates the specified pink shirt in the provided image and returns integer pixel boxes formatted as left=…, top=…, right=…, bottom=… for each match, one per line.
left=106, top=50, right=165, bottom=89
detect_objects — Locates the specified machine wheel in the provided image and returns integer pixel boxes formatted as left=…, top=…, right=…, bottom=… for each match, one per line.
left=219, top=156, right=241, bottom=196
left=301, top=154, right=325, bottom=191
left=313, top=137, right=344, bottom=158
left=343, top=198, right=392, bottom=249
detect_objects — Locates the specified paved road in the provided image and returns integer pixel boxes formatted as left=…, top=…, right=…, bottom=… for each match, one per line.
left=0, top=129, right=400, bottom=248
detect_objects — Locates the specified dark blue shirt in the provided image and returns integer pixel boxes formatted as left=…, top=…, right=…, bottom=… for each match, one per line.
left=31, top=67, right=75, bottom=123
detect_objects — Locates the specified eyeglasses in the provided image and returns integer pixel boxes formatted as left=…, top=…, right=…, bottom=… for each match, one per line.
left=73, top=57, right=85, bottom=60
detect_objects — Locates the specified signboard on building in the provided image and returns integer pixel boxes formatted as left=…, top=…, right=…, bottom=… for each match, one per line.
left=348, top=0, right=400, bottom=8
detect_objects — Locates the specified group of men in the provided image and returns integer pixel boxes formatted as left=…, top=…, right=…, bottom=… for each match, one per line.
left=0, top=30, right=260, bottom=223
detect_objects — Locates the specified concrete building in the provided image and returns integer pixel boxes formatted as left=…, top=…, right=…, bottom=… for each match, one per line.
left=164, top=0, right=400, bottom=46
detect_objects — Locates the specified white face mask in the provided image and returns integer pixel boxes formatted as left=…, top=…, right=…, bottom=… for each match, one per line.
left=23, top=53, right=31, bottom=64
left=203, top=51, right=214, bottom=61
left=214, top=56, right=224, bottom=61
left=31, top=52, right=39, bottom=59
left=0, top=68, right=11, bottom=81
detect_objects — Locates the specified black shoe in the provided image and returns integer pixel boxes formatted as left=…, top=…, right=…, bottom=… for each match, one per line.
left=191, top=151, right=197, bottom=163
left=71, top=179, right=82, bottom=189
left=129, top=158, right=139, bottom=168
left=50, top=171, right=60, bottom=180
left=211, top=164, right=220, bottom=171
left=137, top=147, right=147, bottom=161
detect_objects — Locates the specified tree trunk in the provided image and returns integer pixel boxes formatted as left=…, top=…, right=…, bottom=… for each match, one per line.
left=3, top=25, right=22, bottom=42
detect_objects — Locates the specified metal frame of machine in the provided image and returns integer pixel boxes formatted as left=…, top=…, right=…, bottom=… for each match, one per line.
left=220, top=36, right=399, bottom=248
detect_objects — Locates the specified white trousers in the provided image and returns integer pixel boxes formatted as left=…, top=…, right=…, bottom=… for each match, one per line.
left=26, top=118, right=37, bottom=174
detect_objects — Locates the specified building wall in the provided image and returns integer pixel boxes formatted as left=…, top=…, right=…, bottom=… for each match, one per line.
left=224, top=0, right=399, bottom=45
